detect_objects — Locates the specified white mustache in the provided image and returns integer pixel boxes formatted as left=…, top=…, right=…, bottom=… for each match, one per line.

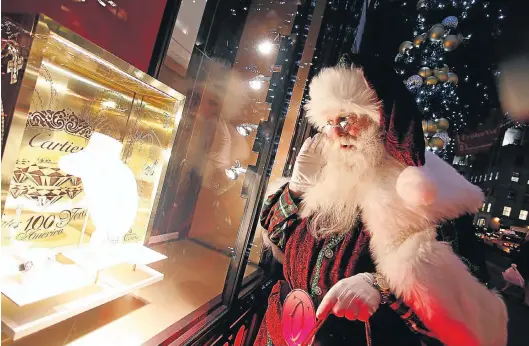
left=332, top=137, right=358, bottom=147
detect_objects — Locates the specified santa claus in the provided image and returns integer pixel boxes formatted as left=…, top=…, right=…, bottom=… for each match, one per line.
left=254, top=54, right=507, bottom=346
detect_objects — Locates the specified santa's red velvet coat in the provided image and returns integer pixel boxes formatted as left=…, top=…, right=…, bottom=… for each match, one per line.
left=254, top=184, right=429, bottom=346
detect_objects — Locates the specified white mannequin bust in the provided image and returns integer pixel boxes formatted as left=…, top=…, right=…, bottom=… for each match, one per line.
left=59, top=132, right=139, bottom=246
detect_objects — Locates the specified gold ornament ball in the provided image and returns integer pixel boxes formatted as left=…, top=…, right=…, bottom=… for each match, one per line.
left=434, top=65, right=449, bottom=74
left=424, top=119, right=437, bottom=134
left=428, top=137, right=445, bottom=150
left=414, top=34, right=426, bottom=47
left=429, top=24, right=445, bottom=41
left=422, top=119, right=437, bottom=134
left=435, top=71, right=449, bottom=83
left=418, top=67, right=433, bottom=78
left=447, top=72, right=458, bottom=85
left=425, top=76, right=438, bottom=85
left=443, top=35, right=460, bottom=51
left=435, top=118, right=450, bottom=132
left=399, top=41, right=414, bottom=54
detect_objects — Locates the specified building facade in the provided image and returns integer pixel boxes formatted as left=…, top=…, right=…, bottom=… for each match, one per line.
left=467, top=125, right=529, bottom=232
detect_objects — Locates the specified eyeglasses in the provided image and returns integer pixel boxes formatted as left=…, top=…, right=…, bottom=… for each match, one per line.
left=323, top=114, right=358, bottom=133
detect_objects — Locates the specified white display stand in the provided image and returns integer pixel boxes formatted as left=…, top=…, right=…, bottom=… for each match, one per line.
left=61, top=244, right=167, bottom=272
left=1, top=263, right=96, bottom=307
left=58, top=133, right=140, bottom=246
left=1, top=244, right=167, bottom=341
left=1, top=264, right=163, bottom=340
left=2, top=132, right=166, bottom=341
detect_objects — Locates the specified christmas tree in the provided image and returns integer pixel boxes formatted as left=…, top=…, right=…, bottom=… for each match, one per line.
left=394, top=0, right=505, bottom=161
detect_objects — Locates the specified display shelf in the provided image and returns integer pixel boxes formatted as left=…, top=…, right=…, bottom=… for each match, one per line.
left=1, top=263, right=96, bottom=307
left=1, top=264, right=163, bottom=341
left=61, top=244, right=167, bottom=272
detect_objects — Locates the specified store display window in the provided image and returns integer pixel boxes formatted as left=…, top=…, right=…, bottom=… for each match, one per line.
left=0, top=13, right=186, bottom=345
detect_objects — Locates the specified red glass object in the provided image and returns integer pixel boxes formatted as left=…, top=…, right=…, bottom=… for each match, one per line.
left=281, top=289, right=316, bottom=346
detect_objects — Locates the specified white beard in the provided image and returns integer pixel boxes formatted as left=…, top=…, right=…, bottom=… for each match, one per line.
left=300, top=124, right=385, bottom=238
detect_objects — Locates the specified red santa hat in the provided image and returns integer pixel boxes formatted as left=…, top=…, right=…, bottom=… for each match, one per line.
left=305, top=53, right=437, bottom=206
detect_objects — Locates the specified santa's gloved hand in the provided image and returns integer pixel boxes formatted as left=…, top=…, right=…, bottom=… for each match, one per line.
left=289, top=134, right=328, bottom=196
left=316, top=273, right=380, bottom=322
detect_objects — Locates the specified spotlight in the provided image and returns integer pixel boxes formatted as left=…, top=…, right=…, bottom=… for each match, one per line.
left=225, top=160, right=247, bottom=181
left=257, top=41, right=274, bottom=55
left=236, top=123, right=258, bottom=136
left=248, top=75, right=271, bottom=90
left=249, top=79, right=263, bottom=90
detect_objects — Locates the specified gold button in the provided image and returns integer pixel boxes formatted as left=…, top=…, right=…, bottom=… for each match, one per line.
left=324, top=249, right=334, bottom=259
left=313, top=286, right=322, bottom=296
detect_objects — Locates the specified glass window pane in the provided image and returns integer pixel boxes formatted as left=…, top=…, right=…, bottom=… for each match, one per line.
left=143, top=20, right=253, bottom=342
left=127, top=0, right=324, bottom=337
left=242, top=0, right=325, bottom=285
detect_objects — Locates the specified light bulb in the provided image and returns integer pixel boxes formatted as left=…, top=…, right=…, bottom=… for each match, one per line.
left=236, top=123, right=258, bottom=136
left=249, top=75, right=271, bottom=90
left=225, top=160, right=247, bottom=181
left=102, top=100, right=117, bottom=108
left=249, top=79, right=263, bottom=90
left=257, top=41, right=274, bottom=55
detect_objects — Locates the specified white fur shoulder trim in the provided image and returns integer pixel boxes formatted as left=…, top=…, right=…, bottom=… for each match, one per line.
left=372, top=229, right=507, bottom=346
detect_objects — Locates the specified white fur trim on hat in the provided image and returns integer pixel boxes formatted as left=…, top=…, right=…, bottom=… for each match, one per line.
left=304, top=66, right=381, bottom=129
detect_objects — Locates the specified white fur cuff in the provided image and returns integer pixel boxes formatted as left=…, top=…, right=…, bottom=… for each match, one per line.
left=396, top=165, right=437, bottom=206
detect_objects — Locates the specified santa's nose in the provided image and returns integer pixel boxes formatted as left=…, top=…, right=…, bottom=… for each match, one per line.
left=348, top=124, right=360, bottom=137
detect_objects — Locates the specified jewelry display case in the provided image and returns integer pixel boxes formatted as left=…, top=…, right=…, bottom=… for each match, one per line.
left=1, top=13, right=185, bottom=341
left=1, top=0, right=321, bottom=341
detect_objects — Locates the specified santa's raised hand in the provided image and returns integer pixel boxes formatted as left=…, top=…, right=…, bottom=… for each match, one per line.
left=289, top=133, right=328, bottom=197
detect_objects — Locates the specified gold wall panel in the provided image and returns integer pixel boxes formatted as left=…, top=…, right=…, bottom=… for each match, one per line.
left=1, top=14, right=185, bottom=250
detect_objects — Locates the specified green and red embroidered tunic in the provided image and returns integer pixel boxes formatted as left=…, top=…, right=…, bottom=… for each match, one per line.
left=254, top=184, right=438, bottom=346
